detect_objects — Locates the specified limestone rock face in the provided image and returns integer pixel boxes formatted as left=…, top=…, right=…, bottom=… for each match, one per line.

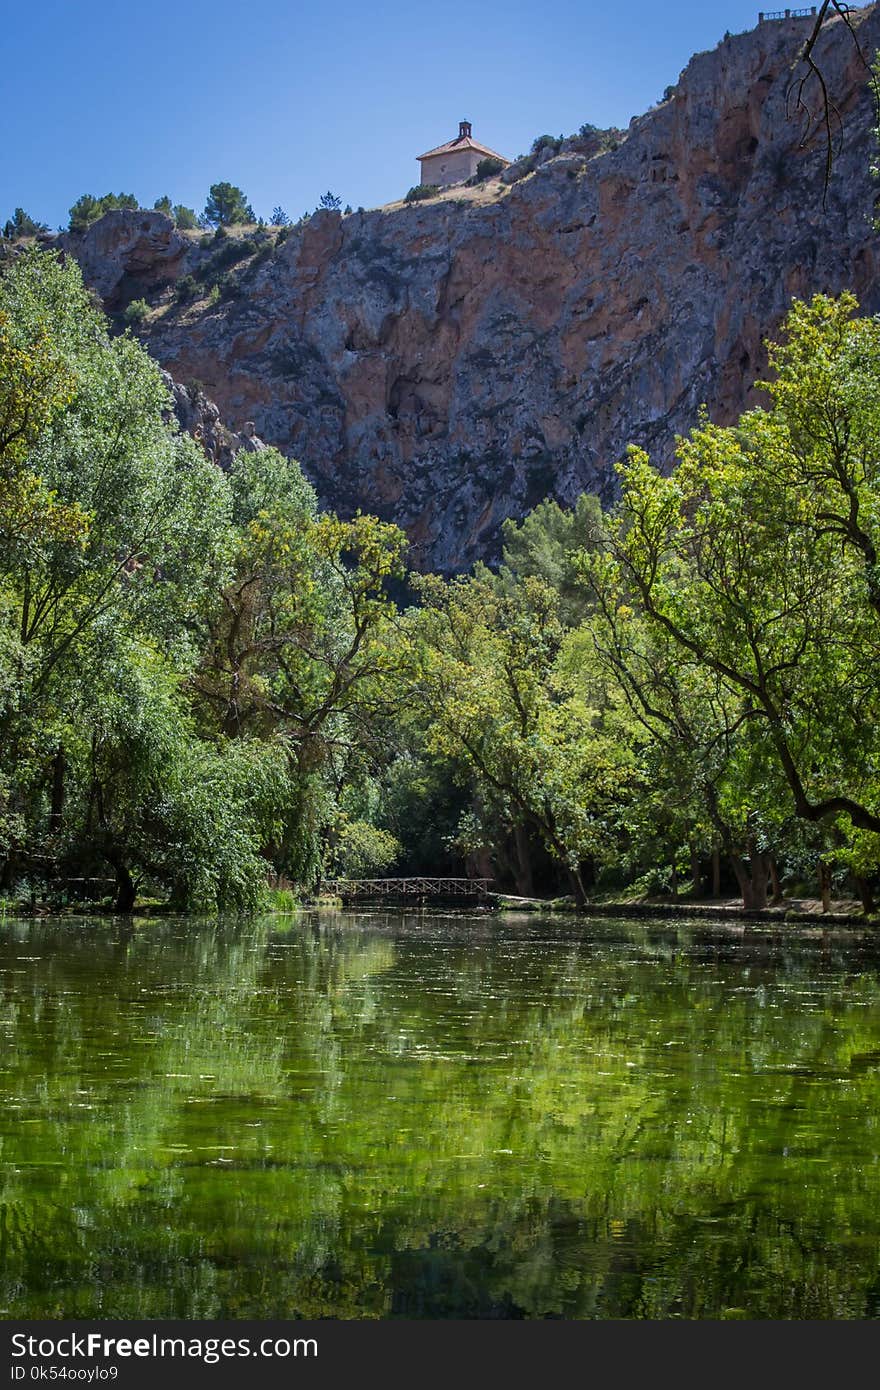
left=60, top=210, right=188, bottom=307
left=64, top=9, right=880, bottom=571
left=162, top=373, right=267, bottom=469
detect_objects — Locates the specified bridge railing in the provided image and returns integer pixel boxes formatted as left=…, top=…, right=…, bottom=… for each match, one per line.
left=322, top=877, right=495, bottom=898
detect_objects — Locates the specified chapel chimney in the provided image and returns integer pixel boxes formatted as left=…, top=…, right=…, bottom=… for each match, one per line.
left=459, top=119, right=472, bottom=139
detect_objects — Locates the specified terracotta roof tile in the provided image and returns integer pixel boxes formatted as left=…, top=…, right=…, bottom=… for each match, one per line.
left=417, top=135, right=509, bottom=163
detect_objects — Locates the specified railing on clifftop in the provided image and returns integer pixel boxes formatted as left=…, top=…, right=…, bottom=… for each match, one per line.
left=758, top=7, right=819, bottom=20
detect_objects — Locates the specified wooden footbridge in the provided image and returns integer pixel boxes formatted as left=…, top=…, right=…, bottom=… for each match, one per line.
left=323, top=877, right=494, bottom=905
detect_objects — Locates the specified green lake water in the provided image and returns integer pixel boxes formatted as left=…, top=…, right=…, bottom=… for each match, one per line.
left=2, top=910, right=880, bottom=1319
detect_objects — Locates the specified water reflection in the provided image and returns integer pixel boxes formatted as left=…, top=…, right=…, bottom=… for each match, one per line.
left=1, top=911, right=880, bottom=1318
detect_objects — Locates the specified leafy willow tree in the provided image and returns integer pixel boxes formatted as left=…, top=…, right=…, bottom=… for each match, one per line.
left=0, top=249, right=253, bottom=906
left=0, top=245, right=416, bottom=909
left=188, top=448, right=409, bottom=885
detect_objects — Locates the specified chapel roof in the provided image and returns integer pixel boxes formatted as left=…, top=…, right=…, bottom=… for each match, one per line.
left=418, top=125, right=508, bottom=164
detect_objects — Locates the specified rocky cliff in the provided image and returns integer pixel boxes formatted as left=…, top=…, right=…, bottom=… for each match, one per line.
left=61, top=7, right=880, bottom=571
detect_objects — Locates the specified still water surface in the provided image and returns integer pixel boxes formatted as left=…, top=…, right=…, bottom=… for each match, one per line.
left=2, top=910, right=880, bottom=1319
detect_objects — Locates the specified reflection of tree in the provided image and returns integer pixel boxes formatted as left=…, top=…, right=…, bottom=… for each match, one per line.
left=2, top=915, right=880, bottom=1317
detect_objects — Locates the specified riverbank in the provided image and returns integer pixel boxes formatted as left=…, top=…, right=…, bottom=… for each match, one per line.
left=491, top=893, right=874, bottom=927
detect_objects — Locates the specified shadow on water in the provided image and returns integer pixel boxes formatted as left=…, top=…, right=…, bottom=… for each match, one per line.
left=1, top=909, right=880, bottom=1318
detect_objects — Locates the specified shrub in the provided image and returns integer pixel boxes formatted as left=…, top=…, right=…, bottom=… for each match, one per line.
left=216, top=273, right=240, bottom=301
left=173, top=205, right=199, bottom=230
left=153, top=195, right=173, bottom=216
left=175, top=274, right=199, bottom=303
left=318, top=191, right=342, bottom=211
left=404, top=184, right=440, bottom=203
left=475, top=157, right=505, bottom=181
left=123, top=298, right=149, bottom=326
left=270, top=206, right=290, bottom=226
left=530, top=134, right=563, bottom=158
left=578, top=122, right=599, bottom=138
left=248, top=242, right=273, bottom=271
left=196, top=239, right=253, bottom=289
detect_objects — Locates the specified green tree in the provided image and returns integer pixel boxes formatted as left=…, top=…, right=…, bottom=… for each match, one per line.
left=123, top=298, right=149, bottom=326
left=68, top=193, right=138, bottom=233
left=0, top=248, right=235, bottom=904
left=2, top=208, right=47, bottom=240
left=173, top=205, right=199, bottom=230
left=203, top=182, right=250, bottom=227
left=408, top=572, right=639, bottom=903
left=594, top=293, right=880, bottom=906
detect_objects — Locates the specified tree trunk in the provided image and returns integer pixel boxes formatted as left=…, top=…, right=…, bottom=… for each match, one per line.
left=769, top=857, right=783, bottom=905
left=513, top=823, right=534, bottom=897
left=563, top=863, right=588, bottom=909
left=711, top=847, right=721, bottom=898
left=104, top=847, right=136, bottom=913
left=854, top=876, right=875, bottom=917
left=49, top=744, right=65, bottom=835
left=729, top=848, right=769, bottom=910
left=690, top=845, right=702, bottom=898
left=114, top=864, right=136, bottom=914
left=818, top=859, right=832, bottom=914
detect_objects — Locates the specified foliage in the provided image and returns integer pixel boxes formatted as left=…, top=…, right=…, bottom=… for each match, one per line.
left=328, top=817, right=400, bottom=879
left=530, top=134, right=562, bottom=157
left=203, top=182, right=251, bottom=227
left=4, top=250, right=880, bottom=915
left=2, top=209, right=47, bottom=240
left=122, top=297, right=149, bottom=326
left=318, top=191, right=342, bottom=212
left=270, top=206, right=290, bottom=226
left=404, top=185, right=440, bottom=203
left=173, top=204, right=199, bottom=230
left=406, top=572, right=640, bottom=903
left=68, top=193, right=139, bottom=233
left=174, top=274, right=199, bottom=303
left=498, top=493, right=602, bottom=625
left=475, top=157, right=505, bottom=181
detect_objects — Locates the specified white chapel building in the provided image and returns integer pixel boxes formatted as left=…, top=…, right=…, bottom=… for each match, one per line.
left=417, top=121, right=510, bottom=189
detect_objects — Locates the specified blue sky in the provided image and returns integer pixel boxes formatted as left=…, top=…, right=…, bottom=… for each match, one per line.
left=5, top=1, right=771, bottom=229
